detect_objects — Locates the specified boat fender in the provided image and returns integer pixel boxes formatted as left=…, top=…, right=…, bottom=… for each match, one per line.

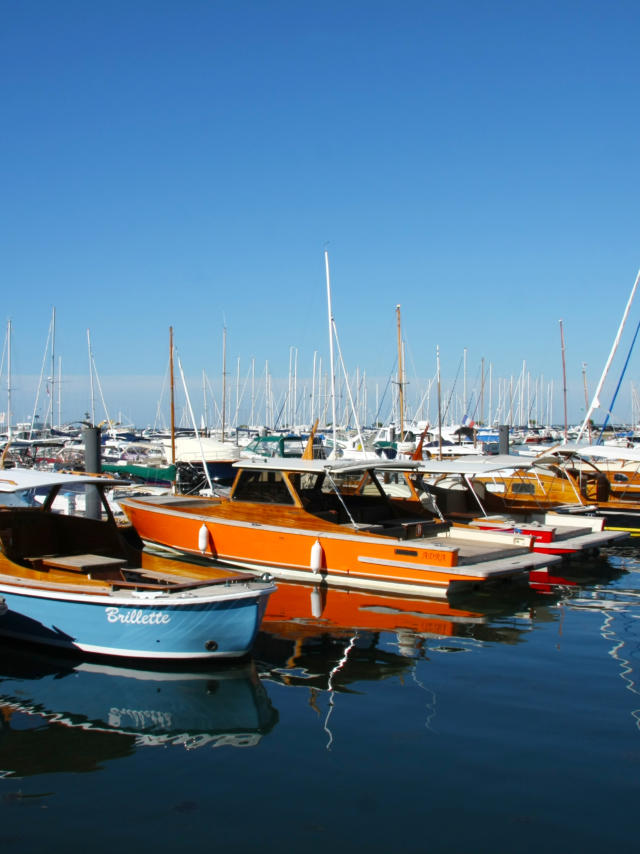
left=198, top=523, right=209, bottom=554
left=310, top=539, right=324, bottom=574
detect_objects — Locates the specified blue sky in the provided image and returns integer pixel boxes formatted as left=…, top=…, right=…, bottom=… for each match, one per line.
left=2, top=1, right=640, bottom=429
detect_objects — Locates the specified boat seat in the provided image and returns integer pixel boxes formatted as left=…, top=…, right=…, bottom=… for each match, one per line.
left=26, top=553, right=128, bottom=575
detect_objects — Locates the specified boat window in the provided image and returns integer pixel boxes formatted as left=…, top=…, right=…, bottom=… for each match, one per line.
left=0, top=488, right=45, bottom=508
left=485, top=483, right=506, bottom=493
left=511, top=482, right=535, bottom=495
left=232, top=469, right=295, bottom=504
left=332, top=470, right=384, bottom=497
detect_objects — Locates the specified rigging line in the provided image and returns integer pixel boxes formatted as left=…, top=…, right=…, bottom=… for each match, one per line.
left=442, top=353, right=463, bottom=423
left=373, top=364, right=395, bottom=426
left=596, top=314, right=640, bottom=443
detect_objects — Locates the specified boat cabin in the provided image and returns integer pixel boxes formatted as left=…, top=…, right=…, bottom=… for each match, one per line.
left=229, top=458, right=446, bottom=538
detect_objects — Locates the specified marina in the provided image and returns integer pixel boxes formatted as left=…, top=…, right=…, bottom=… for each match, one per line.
left=1, top=548, right=639, bottom=853
left=4, top=3, right=640, bottom=850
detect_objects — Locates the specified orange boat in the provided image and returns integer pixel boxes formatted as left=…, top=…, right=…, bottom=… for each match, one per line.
left=118, top=458, right=559, bottom=598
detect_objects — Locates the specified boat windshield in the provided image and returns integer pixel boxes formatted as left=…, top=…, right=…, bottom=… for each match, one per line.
left=0, top=488, right=48, bottom=508
left=232, top=469, right=295, bottom=504
left=0, top=482, right=106, bottom=515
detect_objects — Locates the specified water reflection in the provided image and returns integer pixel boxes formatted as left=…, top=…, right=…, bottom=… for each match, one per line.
left=253, top=580, right=568, bottom=749
left=560, top=578, right=640, bottom=730
left=0, top=643, right=278, bottom=777
left=256, top=579, right=562, bottom=668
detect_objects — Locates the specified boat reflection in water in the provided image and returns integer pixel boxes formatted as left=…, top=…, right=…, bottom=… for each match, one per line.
left=0, top=643, right=278, bottom=777
left=253, top=580, right=563, bottom=748
left=256, top=580, right=559, bottom=683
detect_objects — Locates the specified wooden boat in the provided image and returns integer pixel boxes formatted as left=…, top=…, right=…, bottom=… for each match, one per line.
left=118, top=457, right=560, bottom=598
left=409, top=456, right=629, bottom=555
left=466, top=449, right=640, bottom=535
left=0, top=469, right=275, bottom=660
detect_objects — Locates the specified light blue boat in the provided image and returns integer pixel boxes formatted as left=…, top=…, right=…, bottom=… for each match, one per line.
left=0, top=469, right=276, bottom=660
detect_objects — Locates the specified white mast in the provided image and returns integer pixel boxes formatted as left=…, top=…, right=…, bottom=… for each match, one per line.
left=325, top=249, right=338, bottom=456
left=51, top=306, right=56, bottom=428
left=87, top=328, right=96, bottom=427
left=221, top=326, right=227, bottom=441
left=577, top=268, right=640, bottom=443
left=58, top=355, right=63, bottom=427
left=6, top=319, right=12, bottom=440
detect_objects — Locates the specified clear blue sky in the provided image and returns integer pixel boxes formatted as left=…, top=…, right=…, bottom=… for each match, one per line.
left=2, top=1, right=640, bottom=428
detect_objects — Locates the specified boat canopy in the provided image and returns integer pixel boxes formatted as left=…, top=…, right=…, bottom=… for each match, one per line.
left=414, top=455, right=533, bottom=476
left=0, top=468, right=129, bottom=493
left=232, top=457, right=422, bottom=476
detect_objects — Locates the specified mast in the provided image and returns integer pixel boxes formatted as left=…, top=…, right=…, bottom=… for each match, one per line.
left=325, top=249, right=338, bottom=456
left=396, top=304, right=404, bottom=437
left=582, top=363, right=591, bottom=442
left=58, top=355, right=62, bottom=427
left=51, top=306, right=56, bottom=428
left=169, top=326, right=176, bottom=466
left=6, top=319, right=11, bottom=440
left=221, top=325, right=227, bottom=441
left=577, top=268, right=640, bottom=443
left=250, top=357, right=255, bottom=427
left=436, top=345, right=442, bottom=460
left=463, top=347, right=467, bottom=423
left=202, top=369, right=208, bottom=435
left=311, top=350, right=317, bottom=427
left=559, top=320, right=568, bottom=441
left=87, top=328, right=96, bottom=427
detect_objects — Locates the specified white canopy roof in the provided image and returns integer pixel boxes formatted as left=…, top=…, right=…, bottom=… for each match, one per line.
left=0, top=468, right=128, bottom=493
left=414, top=455, right=533, bottom=476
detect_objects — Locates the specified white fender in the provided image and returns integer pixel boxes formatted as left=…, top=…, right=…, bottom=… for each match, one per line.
left=198, top=523, right=209, bottom=554
left=310, top=539, right=324, bottom=574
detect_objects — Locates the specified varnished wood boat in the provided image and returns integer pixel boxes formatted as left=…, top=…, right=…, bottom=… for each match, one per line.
left=406, top=456, right=629, bottom=554
left=465, top=449, right=640, bottom=535
left=118, top=458, right=560, bottom=597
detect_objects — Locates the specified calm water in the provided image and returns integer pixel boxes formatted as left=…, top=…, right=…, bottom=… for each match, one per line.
left=2, top=547, right=640, bottom=854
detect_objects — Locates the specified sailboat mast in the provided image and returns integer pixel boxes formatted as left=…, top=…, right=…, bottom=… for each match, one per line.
left=169, top=326, right=176, bottom=465
left=6, top=319, right=12, bottom=440
left=325, top=250, right=338, bottom=455
left=582, top=363, right=591, bottom=442
left=51, top=306, right=56, bottom=429
left=396, top=305, right=404, bottom=437
left=221, top=326, right=227, bottom=441
left=437, top=345, right=442, bottom=460
left=58, top=355, right=62, bottom=428
left=559, top=320, right=568, bottom=441
left=87, top=328, right=96, bottom=427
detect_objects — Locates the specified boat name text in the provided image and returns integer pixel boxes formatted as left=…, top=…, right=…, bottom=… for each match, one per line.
left=105, top=607, right=171, bottom=625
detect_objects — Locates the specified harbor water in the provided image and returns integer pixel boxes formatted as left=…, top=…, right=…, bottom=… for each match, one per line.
left=1, top=547, right=640, bottom=853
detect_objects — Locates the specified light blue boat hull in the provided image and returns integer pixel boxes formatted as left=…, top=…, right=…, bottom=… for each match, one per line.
left=0, top=584, right=273, bottom=660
